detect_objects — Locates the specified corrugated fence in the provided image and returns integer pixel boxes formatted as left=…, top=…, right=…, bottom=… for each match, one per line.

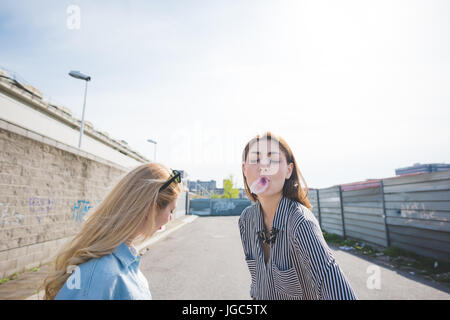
left=308, top=170, right=450, bottom=263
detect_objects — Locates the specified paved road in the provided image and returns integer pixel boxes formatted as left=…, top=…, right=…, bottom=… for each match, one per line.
left=140, top=216, right=250, bottom=299
left=140, top=216, right=450, bottom=300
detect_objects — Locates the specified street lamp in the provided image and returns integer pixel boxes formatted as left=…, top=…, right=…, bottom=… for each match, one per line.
left=69, top=70, right=91, bottom=148
left=147, top=138, right=157, bottom=161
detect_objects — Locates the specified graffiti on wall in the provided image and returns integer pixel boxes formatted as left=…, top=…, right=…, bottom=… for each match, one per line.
left=72, top=200, right=93, bottom=223
left=1, top=198, right=103, bottom=226
left=400, top=201, right=447, bottom=228
left=0, top=202, right=24, bottom=227
left=212, top=200, right=237, bottom=212
left=29, top=197, right=53, bottom=223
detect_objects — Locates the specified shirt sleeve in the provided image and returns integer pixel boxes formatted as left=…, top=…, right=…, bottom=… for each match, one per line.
left=238, top=210, right=256, bottom=299
left=293, top=218, right=357, bottom=300
left=238, top=209, right=251, bottom=259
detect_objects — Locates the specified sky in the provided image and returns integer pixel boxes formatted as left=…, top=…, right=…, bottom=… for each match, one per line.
left=1, top=0, right=449, bottom=189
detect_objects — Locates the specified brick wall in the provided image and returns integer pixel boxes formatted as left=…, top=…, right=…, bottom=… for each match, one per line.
left=0, top=120, right=128, bottom=279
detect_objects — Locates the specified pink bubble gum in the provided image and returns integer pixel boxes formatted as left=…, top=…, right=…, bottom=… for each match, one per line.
left=250, top=176, right=270, bottom=194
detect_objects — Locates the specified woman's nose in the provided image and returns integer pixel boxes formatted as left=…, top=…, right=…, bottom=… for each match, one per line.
left=260, top=167, right=271, bottom=175
left=259, top=157, right=270, bottom=166
left=258, top=158, right=279, bottom=175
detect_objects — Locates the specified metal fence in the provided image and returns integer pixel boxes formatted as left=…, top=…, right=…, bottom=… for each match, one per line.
left=308, top=170, right=450, bottom=263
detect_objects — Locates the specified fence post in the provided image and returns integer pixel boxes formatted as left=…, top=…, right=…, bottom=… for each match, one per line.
left=380, top=180, right=391, bottom=247
left=185, top=192, right=190, bottom=215
left=316, top=189, right=322, bottom=229
left=338, top=186, right=346, bottom=239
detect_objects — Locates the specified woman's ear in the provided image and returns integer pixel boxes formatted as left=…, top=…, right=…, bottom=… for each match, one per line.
left=242, top=162, right=247, bottom=177
left=285, top=162, right=294, bottom=180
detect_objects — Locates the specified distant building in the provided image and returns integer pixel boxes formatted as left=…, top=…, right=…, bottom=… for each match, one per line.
left=187, top=180, right=248, bottom=199
left=188, top=180, right=217, bottom=195
left=395, top=163, right=450, bottom=176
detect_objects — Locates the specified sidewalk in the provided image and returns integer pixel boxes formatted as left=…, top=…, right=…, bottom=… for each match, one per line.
left=0, top=215, right=198, bottom=300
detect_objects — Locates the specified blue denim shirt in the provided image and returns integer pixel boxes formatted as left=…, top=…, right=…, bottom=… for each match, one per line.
left=55, top=242, right=152, bottom=300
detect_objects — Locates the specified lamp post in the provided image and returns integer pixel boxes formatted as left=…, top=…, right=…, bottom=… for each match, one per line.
left=147, top=138, right=157, bottom=161
left=69, top=70, right=91, bottom=148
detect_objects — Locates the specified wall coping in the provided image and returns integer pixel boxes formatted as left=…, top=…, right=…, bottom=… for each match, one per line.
left=0, top=117, right=130, bottom=172
left=0, top=78, right=148, bottom=164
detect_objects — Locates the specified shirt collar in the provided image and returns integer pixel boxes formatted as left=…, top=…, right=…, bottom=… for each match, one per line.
left=255, top=195, right=293, bottom=232
left=113, top=242, right=141, bottom=270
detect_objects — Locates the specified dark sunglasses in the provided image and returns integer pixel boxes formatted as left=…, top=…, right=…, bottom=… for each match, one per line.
left=159, top=169, right=181, bottom=191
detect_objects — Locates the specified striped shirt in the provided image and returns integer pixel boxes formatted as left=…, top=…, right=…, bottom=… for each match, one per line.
left=238, top=196, right=357, bottom=300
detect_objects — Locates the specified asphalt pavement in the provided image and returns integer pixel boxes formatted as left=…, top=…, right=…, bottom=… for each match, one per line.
left=140, top=216, right=450, bottom=300
left=7, top=214, right=449, bottom=300
left=140, top=216, right=251, bottom=300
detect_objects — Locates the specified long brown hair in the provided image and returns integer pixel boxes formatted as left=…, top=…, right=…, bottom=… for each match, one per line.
left=241, top=132, right=311, bottom=209
left=43, top=162, right=182, bottom=299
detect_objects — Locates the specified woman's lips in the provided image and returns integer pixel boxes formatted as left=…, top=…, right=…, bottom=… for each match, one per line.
left=250, top=176, right=270, bottom=194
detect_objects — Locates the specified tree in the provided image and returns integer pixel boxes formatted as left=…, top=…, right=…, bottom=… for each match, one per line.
left=222, top=174, right=240, bottom=199
left=210, top=192, right=222, bottom=199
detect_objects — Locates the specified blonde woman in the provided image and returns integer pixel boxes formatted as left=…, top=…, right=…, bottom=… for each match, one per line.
left=239, top=132, right=356, bottom=300
left=43, top=163, right=183, bottom=300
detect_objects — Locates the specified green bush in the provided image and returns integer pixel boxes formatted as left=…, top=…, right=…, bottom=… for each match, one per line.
left=322, top=232, right=342, bottom=243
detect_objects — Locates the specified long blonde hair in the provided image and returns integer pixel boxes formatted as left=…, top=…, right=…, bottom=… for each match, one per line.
left=241, top=131, right=312, bottom=209
left=43, top=162, right=182, bottom=300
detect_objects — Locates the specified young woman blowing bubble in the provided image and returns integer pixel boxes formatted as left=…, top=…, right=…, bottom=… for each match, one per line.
left=239, top=132, right=357, bottom=300
left=43, top=163, right=183, bottom=300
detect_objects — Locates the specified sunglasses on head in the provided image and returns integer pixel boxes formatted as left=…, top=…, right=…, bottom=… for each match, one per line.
left=159, top=169, right=181, bottom=191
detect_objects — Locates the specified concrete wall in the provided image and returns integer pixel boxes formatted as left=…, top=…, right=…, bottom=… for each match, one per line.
left=0, top=119, right=128, bottom=278
left=0, top=72, right=190, bottom=280
left=0, top=119, right=189, bottom=279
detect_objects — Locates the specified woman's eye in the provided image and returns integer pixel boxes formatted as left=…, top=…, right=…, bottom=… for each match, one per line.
left=252, top=158, right=280, bottom=163
left=249, top=156, right=280, bottom=164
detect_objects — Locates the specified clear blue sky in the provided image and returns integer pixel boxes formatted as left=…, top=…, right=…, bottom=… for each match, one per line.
left=1, top=0, right=449, bottom=189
